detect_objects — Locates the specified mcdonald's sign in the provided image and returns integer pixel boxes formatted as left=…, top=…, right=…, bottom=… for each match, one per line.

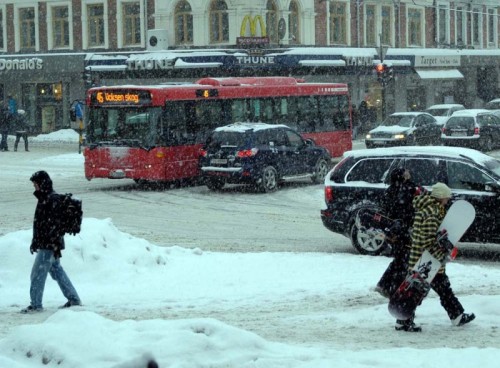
left=237, top=15, right=269, bottom=46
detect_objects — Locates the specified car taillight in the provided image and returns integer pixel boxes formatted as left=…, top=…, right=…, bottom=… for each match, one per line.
left=199, top=148, right=207, bottom=157
left=474, top=127, right=480, bottom=135
left=325, top=186, right=334, bottom=203
left=237, top=148, right=258, bottom=158
left=441, top=127, right=446, bottom=134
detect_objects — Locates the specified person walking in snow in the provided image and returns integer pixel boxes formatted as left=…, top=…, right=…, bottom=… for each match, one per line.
left=21, top=171, right=82, bottom=313
left=14, top=109, right=30, bottom=152
left=395, top=182, right=475, bottom=332
left=375, top=168, right=419, bottom=298
left=0, top=101, right=9, bottom=151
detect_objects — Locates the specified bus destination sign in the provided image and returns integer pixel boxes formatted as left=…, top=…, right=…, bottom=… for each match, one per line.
left=90, top=90, right=152, bottom=105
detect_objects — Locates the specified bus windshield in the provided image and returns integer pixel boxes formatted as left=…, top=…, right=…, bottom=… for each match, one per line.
left=86, top=107, right=162, bottom=147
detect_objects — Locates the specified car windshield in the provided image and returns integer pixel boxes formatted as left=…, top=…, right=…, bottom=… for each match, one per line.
left=485, top=101, right=500, bottom=109
left=425, top=108, right=450, bottom=117
left=484, top=158, right=500, bottom=177
left=380, top=115, right=414, bottom=127
left=446, top=116, right=475, bottom=129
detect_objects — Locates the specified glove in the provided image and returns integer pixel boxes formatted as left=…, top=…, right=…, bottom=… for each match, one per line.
left=436, top=229, right=454, bottom=252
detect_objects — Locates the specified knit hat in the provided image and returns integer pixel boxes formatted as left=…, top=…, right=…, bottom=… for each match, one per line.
left=431, top=182, right=452, bottom=199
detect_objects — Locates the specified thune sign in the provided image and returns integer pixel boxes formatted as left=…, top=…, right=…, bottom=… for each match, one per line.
left=0, top=58, right=43, bottom=71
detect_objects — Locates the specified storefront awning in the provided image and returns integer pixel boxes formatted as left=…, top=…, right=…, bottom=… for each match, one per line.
left=299, top=59, right=346, bottom=67
left=415, top=69, right=464, bottom=79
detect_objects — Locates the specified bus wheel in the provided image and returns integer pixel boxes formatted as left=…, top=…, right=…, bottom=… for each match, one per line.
left=312, top=158, right=329, bottom=184
left=206, top=177, right=225, bottom=191
left=258, top=166, right=278, bottom=192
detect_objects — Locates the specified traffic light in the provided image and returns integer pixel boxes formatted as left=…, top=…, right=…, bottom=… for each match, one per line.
left=374, top=63, right=394, bottom=85
left=375, top=63, right=386, bottom=84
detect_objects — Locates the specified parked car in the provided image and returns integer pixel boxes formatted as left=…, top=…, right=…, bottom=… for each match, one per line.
left=199, top=123, right=331, bottom=192
left=424, top=103, right=465, bottom=125
left=441, top=109, right=500, bottom=152
left=320, top=146, right=500, bottom=255
left=365, top=112, right=441, bottom=148
left=484, top=98, right=500, bottom=110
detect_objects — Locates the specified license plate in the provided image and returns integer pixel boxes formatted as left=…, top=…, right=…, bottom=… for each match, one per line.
left=211, top=158, right=228, bottom=165
left=373, top=141, right=386, bottom=145
left=451, top=131, right=466, bottom=137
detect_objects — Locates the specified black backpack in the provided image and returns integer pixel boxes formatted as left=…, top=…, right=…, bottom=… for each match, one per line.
left=56, top=193, right=83, bottom=235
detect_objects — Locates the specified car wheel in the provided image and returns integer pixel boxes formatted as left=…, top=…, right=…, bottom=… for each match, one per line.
left=311, top=158, right=330, bottom=184
left=483, top=135, right=494, bottom=152
left=206, top=177, right=225, bottom=191
left=349, top=209, right=387, bottom=256
left=258, top=166, right=278, bottom=192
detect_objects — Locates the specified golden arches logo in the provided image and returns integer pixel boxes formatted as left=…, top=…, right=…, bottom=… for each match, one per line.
left=240, top=15, right=266, bottom=37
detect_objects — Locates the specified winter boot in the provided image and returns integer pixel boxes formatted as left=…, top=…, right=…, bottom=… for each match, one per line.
left=395, top=319, right=422, bottom=332
left=453, top=313, right=476, bottom=326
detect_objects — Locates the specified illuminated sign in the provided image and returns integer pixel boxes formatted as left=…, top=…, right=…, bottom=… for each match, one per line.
left=195, top=89, right=218, bottom=98
left=237, top=15, right=269, bottom=46
left=0, top=58, right=43, bottom=71
left=90, top=90, right=152, bottom=105
left=240, top=15, right=266, bottom=37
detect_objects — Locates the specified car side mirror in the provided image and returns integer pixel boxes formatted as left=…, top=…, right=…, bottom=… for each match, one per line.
left=485, top=181, right=500, bottom=194
left=304, top=138, right=315, bottom=146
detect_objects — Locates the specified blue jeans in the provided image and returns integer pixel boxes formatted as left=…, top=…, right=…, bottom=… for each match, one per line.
left=30, top=249, right=80, bottom=308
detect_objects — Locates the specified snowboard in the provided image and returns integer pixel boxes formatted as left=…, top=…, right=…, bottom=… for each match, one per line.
left=388, top=200, right=476, bottom=320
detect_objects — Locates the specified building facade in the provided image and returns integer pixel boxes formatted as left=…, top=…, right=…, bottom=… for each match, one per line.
left=0, top=0, right=499, bottom=132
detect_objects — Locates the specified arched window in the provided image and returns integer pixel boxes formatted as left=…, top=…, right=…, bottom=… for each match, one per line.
left=175, top=0, right=193, bottom=45
left=209, top=0, right=229, bottom=43
left=266, top=0, right=278, bottom=44
left=288, top=1, right=300, bottom=44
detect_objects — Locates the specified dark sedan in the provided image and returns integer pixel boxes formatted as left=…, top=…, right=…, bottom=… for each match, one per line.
left=365, top=112, right=442, bottom=148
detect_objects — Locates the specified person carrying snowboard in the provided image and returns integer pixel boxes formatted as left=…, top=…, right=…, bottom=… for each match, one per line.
left=395, top=182, right=475, bottom=332
left=375, top=168, right=419, bottom=298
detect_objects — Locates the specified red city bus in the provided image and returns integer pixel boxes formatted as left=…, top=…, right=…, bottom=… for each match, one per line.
left=84, top=77, right=351, bottom=182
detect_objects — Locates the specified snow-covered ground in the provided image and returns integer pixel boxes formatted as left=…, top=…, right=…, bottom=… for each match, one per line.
left=0, top=131, right=499, bottom=368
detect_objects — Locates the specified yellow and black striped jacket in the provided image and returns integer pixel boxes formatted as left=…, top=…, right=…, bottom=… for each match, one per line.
left=409, top=193, right=447, bottom=273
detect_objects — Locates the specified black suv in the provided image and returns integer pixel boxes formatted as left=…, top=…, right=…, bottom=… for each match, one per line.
left=320, top=146, right=500, bottom=255
left=199, top=123, right=331, bottom=192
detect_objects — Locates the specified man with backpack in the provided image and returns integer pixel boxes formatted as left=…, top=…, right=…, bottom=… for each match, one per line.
left=21, top=171, right=82, bottom=313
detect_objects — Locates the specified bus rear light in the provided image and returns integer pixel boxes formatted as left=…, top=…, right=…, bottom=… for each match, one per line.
left=237, top=148, right=258, bottom=158
left=325, top=186, right=334, bottom=203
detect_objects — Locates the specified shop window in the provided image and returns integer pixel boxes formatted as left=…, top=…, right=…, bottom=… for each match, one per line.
left=209, top=0, right=229, bottom=44
left=288, top=1, right=300, bottom=44
left=87, top=3, right=105, bottom=47
left=175, top=1, right=193, bottom=45
left=19, top=7, right=36, bottom=49
left=123, top=1, right=141, bottom=46
left=37, top=83, right=63, bottom=102
left=51, top=6, right=70, bottom=49
left=329, top=2, right=347, bottom=45
left=266, top=0, right=278, bottom=44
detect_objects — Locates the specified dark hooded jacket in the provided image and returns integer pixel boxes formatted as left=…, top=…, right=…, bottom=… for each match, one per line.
left=30, top=171, right=65, bottom=255
left=381, top=168, right=418, bottom=244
